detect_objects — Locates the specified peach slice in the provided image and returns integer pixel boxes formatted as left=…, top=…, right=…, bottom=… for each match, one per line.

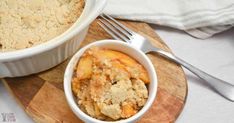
left=95, top=49, right=150, bottom=83
left=111, top=60, right=130, bottom=76
left=71, top=77, right=80, bottom=95
left=121, top=103, right=137, bottom=118
left=76, top=56, right=93, bottom=80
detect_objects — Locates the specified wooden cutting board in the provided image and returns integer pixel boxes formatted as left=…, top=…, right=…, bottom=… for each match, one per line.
left=2, top=20, right=187, bottom=123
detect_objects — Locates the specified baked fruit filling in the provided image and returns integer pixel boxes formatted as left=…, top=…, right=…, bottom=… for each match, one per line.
left=72, top=47, right=150, bottom=121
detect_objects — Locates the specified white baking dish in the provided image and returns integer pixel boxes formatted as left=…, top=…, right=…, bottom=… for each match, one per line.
left=0, top=0, right=107, bottom=78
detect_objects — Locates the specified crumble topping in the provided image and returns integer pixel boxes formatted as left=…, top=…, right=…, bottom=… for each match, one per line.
left=72, top=47, right=150, bottom=121
left=0, top=0, right=84, bottom=51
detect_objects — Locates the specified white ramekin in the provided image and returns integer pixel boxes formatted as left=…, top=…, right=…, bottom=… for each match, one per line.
left=64, top=40, right=158, bottom=123
left=0, top=0, right=107, bottom=78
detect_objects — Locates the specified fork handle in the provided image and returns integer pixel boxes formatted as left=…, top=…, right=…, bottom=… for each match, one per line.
left=153, top=49, right=234, bottom=101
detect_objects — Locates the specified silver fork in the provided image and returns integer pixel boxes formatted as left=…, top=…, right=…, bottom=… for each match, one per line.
left=98, top=14, right=234, bottom=102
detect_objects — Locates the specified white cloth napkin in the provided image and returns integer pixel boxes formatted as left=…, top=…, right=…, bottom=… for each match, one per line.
left=103, top=0, right=234, bottom=39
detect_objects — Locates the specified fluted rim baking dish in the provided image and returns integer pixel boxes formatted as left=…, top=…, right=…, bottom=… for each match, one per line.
left=0, top=0, right=107, bottom=77
left=0, top=0, right=106, bottom=61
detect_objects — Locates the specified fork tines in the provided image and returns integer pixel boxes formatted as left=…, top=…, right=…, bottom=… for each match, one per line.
left=98, top=14, right=134, bottom=43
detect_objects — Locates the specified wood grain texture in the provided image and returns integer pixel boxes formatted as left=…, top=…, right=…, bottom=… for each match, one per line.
left=2, top=20, right=187, bottom=123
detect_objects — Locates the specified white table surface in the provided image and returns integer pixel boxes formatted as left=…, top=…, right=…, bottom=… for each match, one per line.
left=0, top=25, right=234, bottom=123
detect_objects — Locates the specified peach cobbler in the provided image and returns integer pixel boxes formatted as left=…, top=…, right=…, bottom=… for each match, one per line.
left=0, top=0, right=84, bottom=51
left=72, top=47, right=150, bottom=121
